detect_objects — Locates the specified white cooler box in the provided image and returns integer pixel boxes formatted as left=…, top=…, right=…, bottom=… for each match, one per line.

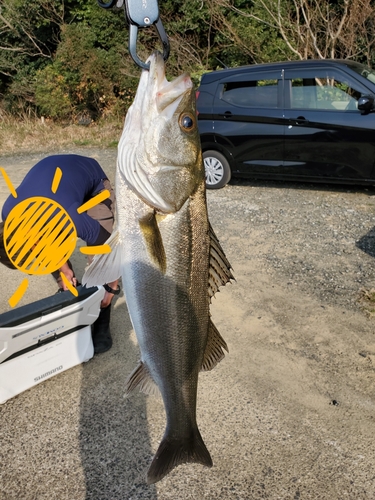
left=0, top=285, right=105, bottom=404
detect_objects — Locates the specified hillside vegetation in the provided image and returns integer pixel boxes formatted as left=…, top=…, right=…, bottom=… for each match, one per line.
left=1, top=0, right=374, bottom=125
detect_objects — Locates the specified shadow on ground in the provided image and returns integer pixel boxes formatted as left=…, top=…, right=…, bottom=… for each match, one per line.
left=229, top=176, right=375, bottom=195
left=79, top=297, right=157, bottom=499
left=66, top=247, right=157, bottom=498
left=356, top=226, right=375, bottom=259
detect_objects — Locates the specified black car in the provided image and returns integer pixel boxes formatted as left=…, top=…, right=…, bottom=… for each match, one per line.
left=196, top=59, right=375, bottom=189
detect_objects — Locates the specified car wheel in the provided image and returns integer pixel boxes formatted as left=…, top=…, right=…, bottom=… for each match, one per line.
left=203, top=151, right=232, bottom=189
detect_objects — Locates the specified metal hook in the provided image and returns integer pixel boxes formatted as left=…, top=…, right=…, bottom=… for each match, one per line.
left=128, top=18, right=170, bottom=70
left=125, top=0, right=170, bottom=70
left=97, top=0, right=170, bottom=70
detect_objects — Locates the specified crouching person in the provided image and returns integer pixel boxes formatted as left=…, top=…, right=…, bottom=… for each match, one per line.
left=0, top=154, right=120, bottom=354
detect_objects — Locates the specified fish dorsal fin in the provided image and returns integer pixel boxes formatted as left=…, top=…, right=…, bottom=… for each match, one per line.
left=201, top=319, right=228, bottom=372
left=125, top=361, right=160, bottom=397
left=139, top=212, right=167, bottom=273
left=82, top=230, right=122, bottom=288
left=208, top=223, right=234, bottom=299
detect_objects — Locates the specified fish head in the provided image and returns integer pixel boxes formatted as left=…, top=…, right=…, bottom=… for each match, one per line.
left=118, top=51, right=204, bottom=213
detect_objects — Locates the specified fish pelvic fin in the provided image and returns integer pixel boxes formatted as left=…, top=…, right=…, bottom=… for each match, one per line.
left=147, top=428, right=213, bottom=484
left=139, top=212, right=167, bottom=274
left=201, top=319, right=229, bottom=372
left=209, top=223, right=234, bottom=300
left=124, top=361, right=159, bottom=397
left=82, top=230, right=122, bottom=287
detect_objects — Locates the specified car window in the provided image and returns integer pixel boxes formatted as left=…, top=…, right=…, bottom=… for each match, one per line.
left=221, top=79, right=279, bottom=108
left=290, top=75, right=361, bottom=111
left=349, top=63, right=375, bottom=84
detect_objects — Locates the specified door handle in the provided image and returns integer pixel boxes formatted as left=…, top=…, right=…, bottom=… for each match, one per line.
left=290, top=116, right=309, bottom=125
left=219, top=111, right=233, bottom=119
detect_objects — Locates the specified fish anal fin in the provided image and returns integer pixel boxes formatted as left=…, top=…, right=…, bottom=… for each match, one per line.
left=147, top=428, right=212, bottom=484
left=201, top=320, right=228, bottom=372
left=139, top=212, right=166, bottom=273
left=125, top=361, right=159, bottom=397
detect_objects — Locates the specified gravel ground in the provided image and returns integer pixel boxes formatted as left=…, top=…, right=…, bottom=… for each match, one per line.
left=210, top=177, right=375, bottom=310
left=1, top=149, right=375, bottom=499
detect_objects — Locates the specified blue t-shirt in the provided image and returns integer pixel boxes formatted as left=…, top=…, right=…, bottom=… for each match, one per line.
left=2, top=154, right=109, bottom=245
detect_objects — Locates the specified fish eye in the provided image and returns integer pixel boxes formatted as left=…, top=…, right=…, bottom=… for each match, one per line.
left=179, top=113, right=196, bottom=132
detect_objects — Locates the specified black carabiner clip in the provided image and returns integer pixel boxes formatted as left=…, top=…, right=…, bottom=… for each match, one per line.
left=125, top=0, right=170, bottom=70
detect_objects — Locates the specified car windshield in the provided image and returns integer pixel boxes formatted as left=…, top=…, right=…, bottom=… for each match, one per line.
left=349, top=62, right=375, bottom=84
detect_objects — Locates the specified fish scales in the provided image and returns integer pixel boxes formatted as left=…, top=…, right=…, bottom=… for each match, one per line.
left=119, top=179, right=210, bottom=429
left=83, top=51, right=233, bottom=484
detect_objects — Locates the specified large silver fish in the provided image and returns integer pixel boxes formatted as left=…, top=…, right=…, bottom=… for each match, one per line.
left=83, top=51, right=233, bottom=484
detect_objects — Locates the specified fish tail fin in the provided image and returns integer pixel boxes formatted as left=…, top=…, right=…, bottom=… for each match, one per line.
left=147, top=428, right=213, bottom=484
left=82, top=230, right=122, bottom=287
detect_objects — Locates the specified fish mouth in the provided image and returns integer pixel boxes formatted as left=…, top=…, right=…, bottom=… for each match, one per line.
left=148, top=51, right=192, bottom=116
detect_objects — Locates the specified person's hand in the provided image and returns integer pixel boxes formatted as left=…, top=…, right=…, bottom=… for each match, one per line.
left=59, top=263, right=77, bottom=290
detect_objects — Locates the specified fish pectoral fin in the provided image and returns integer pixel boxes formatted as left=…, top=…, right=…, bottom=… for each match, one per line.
left=82, top=230, right=122, bottom=287
left=208, top=223, right=234, bottom=300
left=139, top=212, right=167, bottom=273
left=201, top=320, right=228, bottom=372
left=125, top=361, right=159, bottom=397
left=147, top=428, right=212, bottom=485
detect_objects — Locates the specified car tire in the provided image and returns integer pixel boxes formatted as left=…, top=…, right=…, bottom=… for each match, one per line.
left=203, top=150, right=232, bottom=189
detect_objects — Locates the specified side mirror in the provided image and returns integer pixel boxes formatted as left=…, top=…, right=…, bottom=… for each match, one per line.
left=358, top=95, right=375, bottom=115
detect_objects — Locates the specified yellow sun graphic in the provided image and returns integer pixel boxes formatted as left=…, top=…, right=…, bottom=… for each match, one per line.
left=0, top=166, right=111, bottom=307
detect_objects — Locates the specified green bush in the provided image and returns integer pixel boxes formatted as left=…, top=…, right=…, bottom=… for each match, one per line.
left=34, top=23, right=138, bottom=121
left=34, top=65, right=73, bottom=119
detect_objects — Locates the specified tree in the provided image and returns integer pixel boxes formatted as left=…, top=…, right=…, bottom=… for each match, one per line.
left=0, top=0, right=139, bottom=117
left=1, top=0, right=375, bottom=120
left=34, top=22, right=138, bottom=119
left=0, top=0, right=65, bottom=104
left=214, top=0, right=375, bottom=65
